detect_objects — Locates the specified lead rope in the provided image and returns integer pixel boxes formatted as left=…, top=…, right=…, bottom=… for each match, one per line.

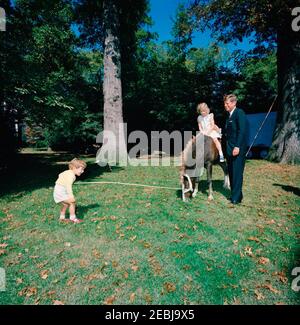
left=246, top=95, right=278, bottom=157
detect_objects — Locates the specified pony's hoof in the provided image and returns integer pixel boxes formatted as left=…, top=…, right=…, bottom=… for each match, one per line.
left=192, top=191, right=198, bottom=198
left=208, top=195, right=214, bottom=201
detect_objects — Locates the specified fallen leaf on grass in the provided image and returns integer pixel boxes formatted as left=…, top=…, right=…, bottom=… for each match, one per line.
left=18, top=287, right=38, bottom=297
left=258, top=257, right=270, bottom=265
left=53, top=300, right=64, bottom=305
left=40, top=270, right=49, bottom=280
left=0, top=243, right=8, bottom=248
left=130, top=235, right=137, bottom=242
left=67, top=276, right=76, bottom=286
left=273, top=271, right=288, bottom=284
left=37, top=261, right=48, bottom=269
left=244, top=246, right=254, bottom=257
left=0, top=249, right=6, bottom=256
left=143, top=242, right=151, bottom=249
left=227, top=270, right=233, bottom=277
left=248, top=237, right=260, bottom=243
left=265, top=219, right=276, bottom=225
left=91, top=217, right=107, bottom=222
left=112, top=261, right=119, bottom=268
left=92, top=249, right=101, bottom=259
left=85, top=273, right=105, bottom=281
left=261, top=284, right=281, bottom=294
left=144, top=294, right=152, bottom=304
left=104, top=295, right=116, bottom=305
left=131, top=265, right=139, bottom=272
left=183, top=284, right=192, bottom=292
left=164, top=282, right=176, bottom=293
left=129, top=293, right=136, bottom=303
left=254, top=289, right=265, bottom=300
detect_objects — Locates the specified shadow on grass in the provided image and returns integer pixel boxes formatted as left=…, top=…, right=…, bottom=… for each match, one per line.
left=273, top=183, right=300, bottom=197
left=76, top=203, right=101, bottom=219
left=0, top=152, right=123, bottom=199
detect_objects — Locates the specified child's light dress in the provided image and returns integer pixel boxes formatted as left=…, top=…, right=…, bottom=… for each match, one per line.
left=53, top=170, right=76, bottom=203
left=197, top=113, right=222, bottom=139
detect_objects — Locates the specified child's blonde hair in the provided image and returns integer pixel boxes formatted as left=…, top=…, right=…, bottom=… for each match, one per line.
left=197, top=102, right=210, bottom=114
left=69, top=158, right=87, bottom=170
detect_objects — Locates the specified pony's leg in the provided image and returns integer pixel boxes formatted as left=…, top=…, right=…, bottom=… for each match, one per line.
left=192, top=178, right=198, bottom=198
left=207, top=163, right=213, bottom=200
left=182, top=184, right=187, bottom=202
left=219, top=161, right=230, bottom=189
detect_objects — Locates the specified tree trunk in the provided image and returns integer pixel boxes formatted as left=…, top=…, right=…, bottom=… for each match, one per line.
left=268, top=22, right=300, bottom=164
left=100, top=0, right=127, bottom=166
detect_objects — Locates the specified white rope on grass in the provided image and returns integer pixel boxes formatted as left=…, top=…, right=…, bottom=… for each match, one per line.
left=76, top=181, right=180, bottom=191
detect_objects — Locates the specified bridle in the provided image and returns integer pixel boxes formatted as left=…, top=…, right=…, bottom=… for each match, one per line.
left=182, top=173, right=193, bottom=194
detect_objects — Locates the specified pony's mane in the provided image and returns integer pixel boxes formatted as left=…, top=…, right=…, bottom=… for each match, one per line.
left=181, top=136, right=195, bottom=167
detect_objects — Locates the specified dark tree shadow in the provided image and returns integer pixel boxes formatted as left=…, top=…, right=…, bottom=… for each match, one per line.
left=0, top=152, right=123, bottom=198
left=198, top=179, right=230, bottom=199
left=76, top=203, right=101, bottom=219
left=273, top=183, right=300, bottom=197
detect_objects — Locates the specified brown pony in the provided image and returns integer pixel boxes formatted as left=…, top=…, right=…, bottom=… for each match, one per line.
left=180, top=133, right=230, bottom=201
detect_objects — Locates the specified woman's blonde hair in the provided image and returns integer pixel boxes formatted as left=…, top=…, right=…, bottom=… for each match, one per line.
left=69, top=158, right=87, bottom=170
left=197, top=102, right=210, bottom=114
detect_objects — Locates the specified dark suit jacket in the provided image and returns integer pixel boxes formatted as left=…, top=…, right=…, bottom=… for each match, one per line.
left=225, top=108, right=247, bottom=157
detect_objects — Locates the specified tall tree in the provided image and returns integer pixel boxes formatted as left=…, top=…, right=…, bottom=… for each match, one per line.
left=75, top=0, right=148, bottom=165
left=101, top=0, right=126, bottom=164
left=189, top=0, right=300, bottom=164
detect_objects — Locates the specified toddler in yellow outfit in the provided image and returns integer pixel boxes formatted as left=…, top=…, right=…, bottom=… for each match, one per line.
left=53, top=158, right=86, bottom=223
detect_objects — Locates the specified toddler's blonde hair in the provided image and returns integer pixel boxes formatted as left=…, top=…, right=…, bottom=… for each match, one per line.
left=197, top=102, right=210, bottom=114
left=69, top=158, right=87, bottom=170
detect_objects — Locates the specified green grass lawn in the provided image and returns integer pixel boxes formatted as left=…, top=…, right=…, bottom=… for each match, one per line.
left=0, top=150, right=299, bottom=305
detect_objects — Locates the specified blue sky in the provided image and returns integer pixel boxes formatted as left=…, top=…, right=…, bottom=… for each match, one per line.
left=149, top=0, right=255, bottom=53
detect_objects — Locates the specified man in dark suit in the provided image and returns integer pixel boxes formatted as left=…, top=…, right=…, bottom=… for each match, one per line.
left=224, top=94, right=247, bottom=204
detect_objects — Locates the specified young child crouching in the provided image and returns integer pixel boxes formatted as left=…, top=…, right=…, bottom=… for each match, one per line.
left=53, top=158, right=86, bottom=223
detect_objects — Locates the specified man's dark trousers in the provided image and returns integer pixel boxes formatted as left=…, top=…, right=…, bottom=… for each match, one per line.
left=227, top=153, right=246, bottom=202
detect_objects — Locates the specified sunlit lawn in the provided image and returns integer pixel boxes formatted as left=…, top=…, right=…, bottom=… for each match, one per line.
left=0, top=150, right=299, bottom=305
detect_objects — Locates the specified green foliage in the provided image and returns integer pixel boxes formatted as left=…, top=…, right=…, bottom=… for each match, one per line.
left=233, top=51, right=278, bottom=113
left=0, top=0, right=104, bottom=152
left=189, top=0, right=296, bottom=45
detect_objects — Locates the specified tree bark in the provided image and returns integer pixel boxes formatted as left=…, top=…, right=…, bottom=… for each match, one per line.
left=100, top=0, right=127, bottom=166
left=268, top=21, right=300, bottom=164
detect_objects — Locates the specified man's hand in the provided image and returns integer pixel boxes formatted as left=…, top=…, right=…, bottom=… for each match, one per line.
left=232, top=147, right=240, bottom=156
